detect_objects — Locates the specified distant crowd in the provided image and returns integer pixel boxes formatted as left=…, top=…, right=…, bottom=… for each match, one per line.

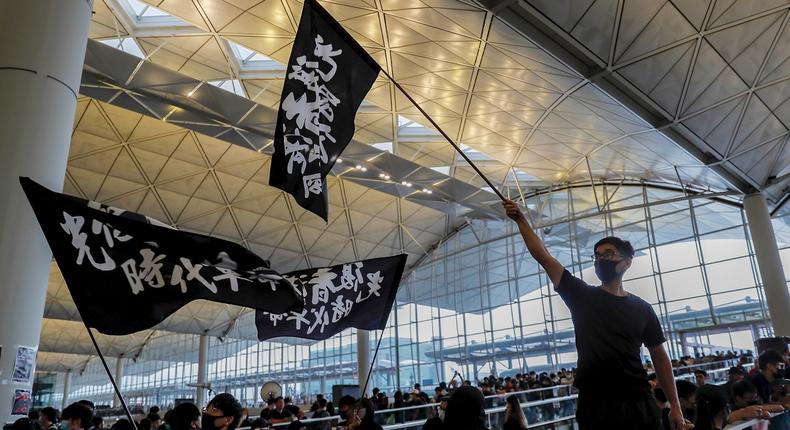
left=7, top=349, right=782, bottom=430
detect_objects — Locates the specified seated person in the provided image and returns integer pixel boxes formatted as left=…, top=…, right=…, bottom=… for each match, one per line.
left=268, top=397, right=293, bottom=424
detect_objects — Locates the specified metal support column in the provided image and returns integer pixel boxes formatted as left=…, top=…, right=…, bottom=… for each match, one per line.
left=61, top=370, right=72, bottom=410
left=114, top=356, right=124, bottom=408
left=357, top=330, right=370, bottom=397
left=743, top=193, right=790, bottom=336
left=0, top=0, right=92, bottom=422
left=197, top=333, right=209, bottom=407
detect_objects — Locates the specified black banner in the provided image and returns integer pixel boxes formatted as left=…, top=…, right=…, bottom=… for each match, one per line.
left=256, top=255, right=406, bottom=341
left=20, top=177, right=304, bottom=336
left=268, top=0, right=381, bottom=221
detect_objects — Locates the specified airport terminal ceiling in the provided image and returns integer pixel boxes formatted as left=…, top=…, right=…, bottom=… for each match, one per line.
left=37, top=0, right=790, bottom=372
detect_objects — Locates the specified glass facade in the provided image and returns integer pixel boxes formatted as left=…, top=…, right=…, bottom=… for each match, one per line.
left=36, top=184, right=790, bottom=409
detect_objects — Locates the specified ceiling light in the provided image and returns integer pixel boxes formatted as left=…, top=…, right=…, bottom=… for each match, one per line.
left=361, top=167, right=367, bottom=172
left=401, top=181, right=412, bottom=187
left=355, top=165, right=362, bottom=170
left=422, top=188, right=432, bottom=194
left=336, top=158, right=343, bottom=163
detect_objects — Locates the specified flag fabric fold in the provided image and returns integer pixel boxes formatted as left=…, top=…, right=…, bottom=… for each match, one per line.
left=268, top=0, right=381, bottom=221
left=256, top=254, right=407, bottom=341
left=20, top=177, right=304, bottom=336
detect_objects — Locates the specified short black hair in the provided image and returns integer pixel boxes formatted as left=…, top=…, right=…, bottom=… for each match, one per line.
left=91, top=417, right=103, bottom=428
left=274, top=396, right=284, bottom=402
left=28, top=410, right=40, bottom=421
left=62, top=403, right=92, bottom=429
left=729, top=366, right=746, bottom=376
left=593, top=236, right=635, bottom=259
left=694, top=369, right=708, bottom=377
left=317, top=399, right=327, bottom=408
left=109, top=419, right=135, bottom=430
left=11, top=418, right=35, bottom=430
left=146, top=414, right=160, bottom=422
left=75, top=401, right=94, bottom=411
left=338, top=395, right=356, bottom=408
left=40, top=407, right=58, bottom=424
left=676, top=380, right=697, bottom=400
left=168, top=402, right=200, bottom=430
left=208, top=393, right=242, bottom=430
left=758, top=350, right=782, bottom=370
left=732, top=380, right=757, bottom=399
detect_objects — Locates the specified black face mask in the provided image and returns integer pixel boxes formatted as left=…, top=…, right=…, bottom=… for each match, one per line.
left=201, top=415, right=224, bottom=430
left=595, top=259, right=620, bottom=283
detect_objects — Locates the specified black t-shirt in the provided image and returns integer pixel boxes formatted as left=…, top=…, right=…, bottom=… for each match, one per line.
left=268, top=408, right=293, bottom=420
left=751, top=373, right=772, bottom=403
left=557, top=269, right=666, bottom=395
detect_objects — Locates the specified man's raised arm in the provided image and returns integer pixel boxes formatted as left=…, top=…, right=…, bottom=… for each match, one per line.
left=503, top=199, right=564, bottom=287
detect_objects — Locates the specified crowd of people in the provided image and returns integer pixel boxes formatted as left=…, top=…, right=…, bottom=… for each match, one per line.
left=651, top=349, right=790, bottom=430
left=6, top=349, right=785, bottom=430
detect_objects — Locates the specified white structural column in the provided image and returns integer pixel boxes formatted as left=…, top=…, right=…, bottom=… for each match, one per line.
left=196, top=333, right=208, bottom=408
left=357, top=330, right=370, bottom=397
left=0, top=0, right=92, bottom=423
left=61, top=370, right=72, bottom=410
left=744, top=193, right=790, bottom=336
left=113, top=357, right=124, bottom=408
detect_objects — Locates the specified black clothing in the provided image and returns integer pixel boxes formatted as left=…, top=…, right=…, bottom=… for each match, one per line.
left=285, top=405, right=300, bottom=418
left=751, top=373, right=773, bottom=403
left=557, top=270, right=665, bottom=394
left=268, top=409, right=293, bottom=421
left=421, top=417, right=443, bottom=430
left=576, top=389, right=662, bottom=430
left=502, top=417, right=526, bottom=430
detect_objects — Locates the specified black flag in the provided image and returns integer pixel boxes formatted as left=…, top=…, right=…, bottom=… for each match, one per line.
left=255, top=254, right=406, bottom=341
left=268, top=0, right=381, bottom=221
left=20, top=177, right=304, bottom=336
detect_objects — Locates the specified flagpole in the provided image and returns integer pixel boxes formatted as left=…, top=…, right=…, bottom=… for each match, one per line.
left=378, top=68, right=508, bottom=202
left=360, top=329, right=385, bottom=398
left=84, top=326, right=139, bottom=430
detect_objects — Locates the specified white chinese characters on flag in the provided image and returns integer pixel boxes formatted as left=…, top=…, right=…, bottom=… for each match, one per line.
left=20, top=177, right=304, bottom=336
left=256, top=255, right=407, bottom=341
left=269, top=0, right=380, bottom=221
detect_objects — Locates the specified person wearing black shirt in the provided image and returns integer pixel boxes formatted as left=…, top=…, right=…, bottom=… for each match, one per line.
left=504, top=200, right=685, bottom=430
left=268, top=397, right=293, bottom=424
left=751, top=350, right=786, bottom=404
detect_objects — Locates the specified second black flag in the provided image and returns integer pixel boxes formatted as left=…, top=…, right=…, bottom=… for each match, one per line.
left=268, top=0, right=380, bottom=221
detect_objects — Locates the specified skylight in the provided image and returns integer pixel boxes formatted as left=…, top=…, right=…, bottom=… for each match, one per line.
left=431, top=166, right=451, bottom=175
left=371, top=142, right=393, bottom=153
left=226, top=41, right=283, bottom=71
left=459, top=144, right=494, bottom=161
left=99, top=38, right=145, bottom=59
left=208, top=80, right=247, bottom=98
left=120, top=0, right=193, bottom=26
left=127, top=0, right=169, bottom=18
left=397, top=115, right=426, bottom=129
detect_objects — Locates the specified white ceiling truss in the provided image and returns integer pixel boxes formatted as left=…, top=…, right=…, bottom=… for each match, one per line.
left=36, top=0, right=790, bottom=371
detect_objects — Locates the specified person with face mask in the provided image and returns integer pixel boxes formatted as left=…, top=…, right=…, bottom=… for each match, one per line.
left=201, top=393, right=242, bottom=430
left=60, top=404, right=92, bottom=430
left=504, top=200, right=686, bottom=430
left=750, top=350, right=790, bottom=404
